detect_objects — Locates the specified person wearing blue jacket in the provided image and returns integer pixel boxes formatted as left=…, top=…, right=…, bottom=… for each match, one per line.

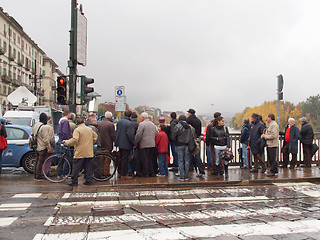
left=280, top=118, right=300, bottom=169
left=115, top=110, right=136, bottom=179
left=248, top=113, right=267, bottom=173
left=240, top=118, right=252, bottom=169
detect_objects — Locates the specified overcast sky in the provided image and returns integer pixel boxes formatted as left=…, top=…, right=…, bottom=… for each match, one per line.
left=2, top=0, right=320, bottom=116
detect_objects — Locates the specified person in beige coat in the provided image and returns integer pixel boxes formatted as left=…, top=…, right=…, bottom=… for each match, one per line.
left=31, top=113, right=55, bottom=180
left=64, top=116, right=98, bottom=186
left=261, top=113, right=279, bottom=176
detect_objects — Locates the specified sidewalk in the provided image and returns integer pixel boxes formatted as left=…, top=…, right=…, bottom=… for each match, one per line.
left=1, top=166, right=320, bottom=193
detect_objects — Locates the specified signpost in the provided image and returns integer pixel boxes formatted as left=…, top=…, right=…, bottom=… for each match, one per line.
left=115, top=86, right=126, bottom=112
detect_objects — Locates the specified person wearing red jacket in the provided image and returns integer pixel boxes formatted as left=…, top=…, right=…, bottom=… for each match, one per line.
left=156, top=124, right=169, bottom=176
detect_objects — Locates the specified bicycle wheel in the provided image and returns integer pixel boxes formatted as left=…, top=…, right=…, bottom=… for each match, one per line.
left=92, top=153, right=117, bottom=181
left=42, top=154, right=72, bottom=183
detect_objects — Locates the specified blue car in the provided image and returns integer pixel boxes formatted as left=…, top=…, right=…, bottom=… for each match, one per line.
left=1, top=125, right=37, bottom=174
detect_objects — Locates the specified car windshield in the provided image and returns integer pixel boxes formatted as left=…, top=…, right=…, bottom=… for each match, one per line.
left=5, top=117, right=32, bottom=126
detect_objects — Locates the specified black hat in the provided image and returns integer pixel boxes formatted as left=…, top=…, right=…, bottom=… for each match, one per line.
left=187, top=108, right=196, bottom=115
left=251, top=113, right=259, bottom=119
left=39, top=112, right=48, bottom=124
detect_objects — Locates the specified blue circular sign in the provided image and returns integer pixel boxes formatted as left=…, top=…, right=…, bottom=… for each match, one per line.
left=116, top=89, right=123, bottom=96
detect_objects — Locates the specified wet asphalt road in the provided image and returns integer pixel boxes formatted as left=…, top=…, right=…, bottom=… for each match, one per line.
left=1, top=168, right=320, bottom=239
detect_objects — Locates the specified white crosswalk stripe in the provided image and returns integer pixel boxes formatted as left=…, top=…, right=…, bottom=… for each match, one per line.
left=0, top=217, right=19, bottom=227
left=34, top=219, right=320, bottom=240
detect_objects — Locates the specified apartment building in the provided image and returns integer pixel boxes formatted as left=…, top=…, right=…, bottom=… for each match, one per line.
left=0, top=7, right=58, bottom=113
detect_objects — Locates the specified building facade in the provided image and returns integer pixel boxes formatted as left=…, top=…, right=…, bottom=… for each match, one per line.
left=0, top=7, right=58, bottom=113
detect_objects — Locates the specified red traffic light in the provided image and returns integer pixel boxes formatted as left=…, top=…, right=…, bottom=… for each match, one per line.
left=58, top=78, right=65, bottom=85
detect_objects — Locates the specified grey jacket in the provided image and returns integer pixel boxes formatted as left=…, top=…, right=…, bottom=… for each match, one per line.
left=171, top=120, right=191, bottom=146
left=135, top=119, right=158, bottom=149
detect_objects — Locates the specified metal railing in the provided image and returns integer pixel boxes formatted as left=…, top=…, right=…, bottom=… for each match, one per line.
left=197, top=133, right=320, bottom=166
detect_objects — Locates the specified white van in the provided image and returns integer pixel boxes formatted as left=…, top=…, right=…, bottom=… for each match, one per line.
left=3, top=110, right=39, bottom=127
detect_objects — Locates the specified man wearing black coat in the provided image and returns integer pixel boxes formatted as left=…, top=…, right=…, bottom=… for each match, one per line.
left=169, top=112, right=179, bottom=172
left=248, top=113, right=267, bottom=173
left=299, top=117, right=314, bottom=167
left=115, top=110, right=136, bottom=179
left=186, top=109, right=205, bottom=178
left=280, top=118, right=300, bottom=169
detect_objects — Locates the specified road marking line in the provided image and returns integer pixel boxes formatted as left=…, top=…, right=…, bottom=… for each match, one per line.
left=44, top=205, right=303, bottom=227
left=0, top=217, right=18, bottom=227
left=44, top=217, right=55, bottom=226
left=300, top=190, right=320, bottom=198
left=273, top=182, right=316, bottom=187
left=11, top=193, right=42, bottom=198
left=61, top=193, right=71, bottom=199
left=56, top=195, right=270, bottom=207
left=35, top=219, right=320, bottom=239
left=0, top=203, right=32, bottom=211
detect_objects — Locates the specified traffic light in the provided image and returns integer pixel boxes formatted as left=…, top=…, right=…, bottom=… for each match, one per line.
left=80, top=75, right=94, bottom=104
left=277, top=74, right=284, bottom=100
left=57, top=76, right=67, bottom=105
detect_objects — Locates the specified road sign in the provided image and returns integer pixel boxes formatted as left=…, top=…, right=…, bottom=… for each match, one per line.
left=115, top=96, right=126, bottom=112
left=115, top=86, right=125, bottom=97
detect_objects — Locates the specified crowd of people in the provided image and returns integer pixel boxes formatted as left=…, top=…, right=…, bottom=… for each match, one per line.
left=238, top=113, right=316, bottom=177
left=17, top=108, right=318, bottom=185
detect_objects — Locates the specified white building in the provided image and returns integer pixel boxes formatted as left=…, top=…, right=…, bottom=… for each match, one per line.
left=0, top=7, right=58, bottom=113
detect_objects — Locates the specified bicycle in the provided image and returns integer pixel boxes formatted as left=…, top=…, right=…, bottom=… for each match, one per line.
left=42, top=144, right=117, bottom=183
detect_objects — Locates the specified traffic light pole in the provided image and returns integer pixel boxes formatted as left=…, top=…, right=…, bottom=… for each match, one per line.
left=68, top=0, right=78, bottom=113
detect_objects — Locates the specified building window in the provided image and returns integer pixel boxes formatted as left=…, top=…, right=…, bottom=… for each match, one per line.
left=17, top=36, right=20, bottom=45
left=3, top=41, right=7, bottom=52
left=13, top=32, right=16, bottom=44
left=3, top=24, right=6, bottom=36
left=21, top=40, right=24, bottom=50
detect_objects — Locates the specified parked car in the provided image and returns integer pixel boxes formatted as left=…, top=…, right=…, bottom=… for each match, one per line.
left=1, top=125, right=36, bottom=173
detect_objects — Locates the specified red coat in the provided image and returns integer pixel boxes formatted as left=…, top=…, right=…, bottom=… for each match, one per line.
left=156, top=131, right=169, bottom=153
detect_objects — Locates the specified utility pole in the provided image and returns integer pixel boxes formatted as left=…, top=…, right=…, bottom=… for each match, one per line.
left=68, top=0, right=78, bottom=113
left=34, top=59, right=37, bottom=106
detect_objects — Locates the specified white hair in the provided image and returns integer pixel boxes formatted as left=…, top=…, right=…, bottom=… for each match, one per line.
left=141, top=112, right=149, bottom=119
left=105, top=111, right=112, bottom=119
left=288, top=118, right=295, bottom=123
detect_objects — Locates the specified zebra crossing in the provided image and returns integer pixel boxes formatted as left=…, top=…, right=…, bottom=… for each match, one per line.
left=1, top=183, right=320, bottom=239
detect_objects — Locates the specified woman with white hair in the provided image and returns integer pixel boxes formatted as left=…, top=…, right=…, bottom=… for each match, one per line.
left=280, top=118, right=300, bottom=169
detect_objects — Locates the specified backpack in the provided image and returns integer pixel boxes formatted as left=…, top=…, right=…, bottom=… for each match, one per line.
left=29, top=124, right=44, bottom=150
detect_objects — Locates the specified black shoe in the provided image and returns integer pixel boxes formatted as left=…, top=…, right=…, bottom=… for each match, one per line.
left=250, top=169, right=258, bottom=173
left=300, top=164, right=311, bottom=168
left=67, top=182, right=78, bottom=186
left=261, top=168, right=267, bottom=173
left=83, top=181, right=92, bottom=185
left=266, top=172, right=275, bottom=177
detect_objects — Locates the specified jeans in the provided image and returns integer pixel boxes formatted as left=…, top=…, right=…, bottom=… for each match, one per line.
left=170, top=142, right=178, bottom=168
left=176, top=145, right=190, bottom=179
left=206, top=146, right=213, bottom=168
left=215, top=146, right=227, bottom=165
left=242, top=143, right=252, bottom=168
left=158, top=153, right=168, bottom=176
